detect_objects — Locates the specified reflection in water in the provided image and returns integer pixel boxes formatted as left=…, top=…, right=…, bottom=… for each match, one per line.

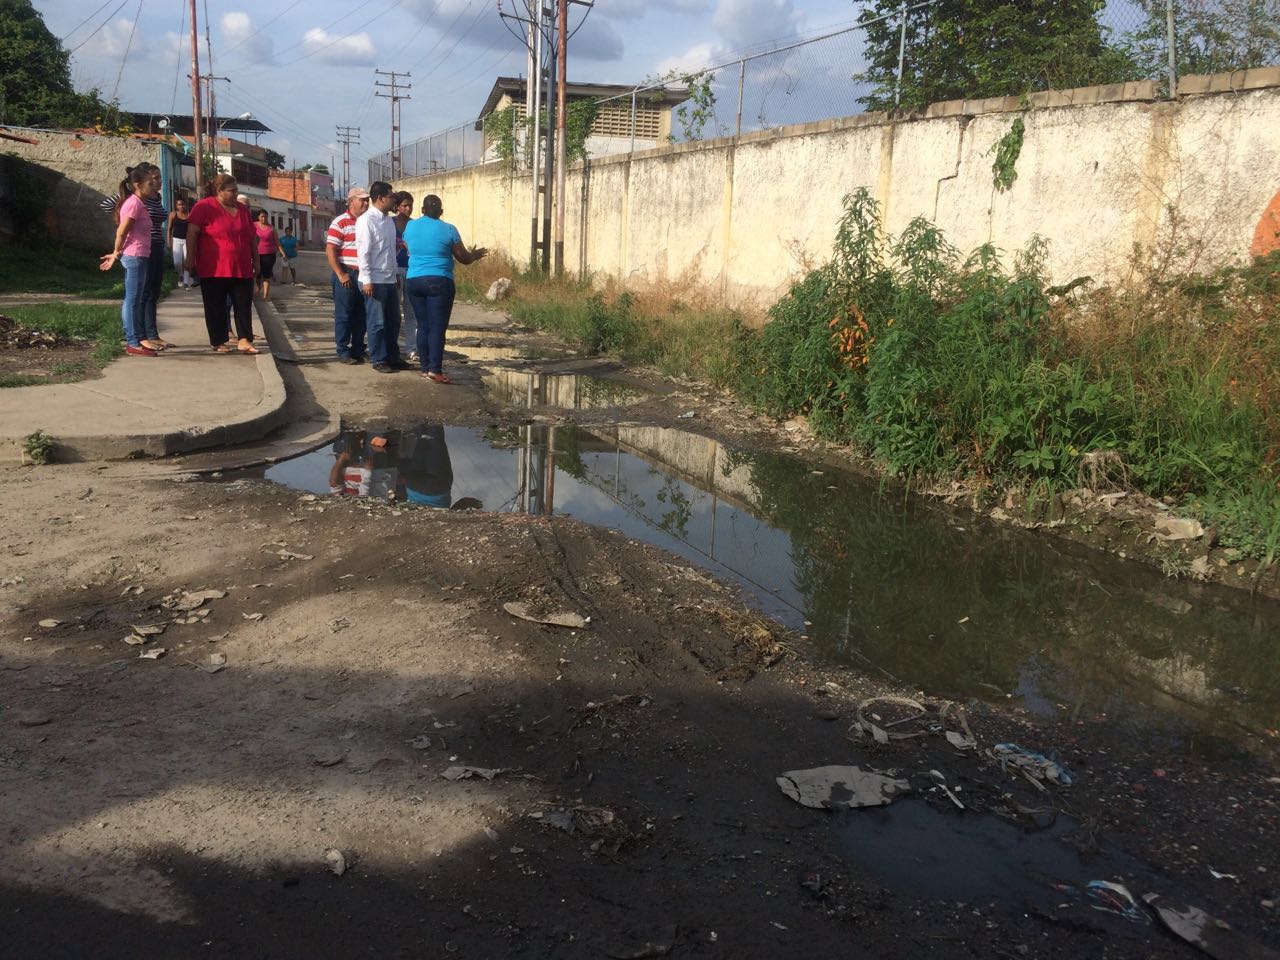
left=483, top=367, right=651, bottom=410
left=264, top=422, right=1280, bottom=751
left=304, top=426, right=481, bottom=510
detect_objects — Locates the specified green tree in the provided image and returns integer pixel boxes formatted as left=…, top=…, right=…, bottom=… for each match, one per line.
left=262, top=148, right=286, bottom=171
left=854, top=0, right=1137, bottom=111
left=1126, top=0, right=1280, bottom=81
left=0, top=0, right=109, bottom=128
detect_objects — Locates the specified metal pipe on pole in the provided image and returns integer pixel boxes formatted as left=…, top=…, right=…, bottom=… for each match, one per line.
left=528, top=0, right=542, bottom=268
left=188, top=0, right=203, bottom=194
left=894, top=1, right=908, bottom=107
left=1165, top=0, right=1177, bottom=97
left=542, top=28, right=555, bottom=273
left=553, top=0, right=567, bottom=276
left=735, top=59, right=745, bottom=136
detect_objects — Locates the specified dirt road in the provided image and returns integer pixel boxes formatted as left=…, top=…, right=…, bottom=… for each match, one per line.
left=2, top=265, right=1276, bottom=959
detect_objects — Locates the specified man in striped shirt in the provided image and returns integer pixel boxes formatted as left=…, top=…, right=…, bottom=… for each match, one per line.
left=326, top=186, right=371, bottom=364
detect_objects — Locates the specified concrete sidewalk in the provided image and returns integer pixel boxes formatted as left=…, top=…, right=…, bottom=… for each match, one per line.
left=0, top=287, right=287, bottom=463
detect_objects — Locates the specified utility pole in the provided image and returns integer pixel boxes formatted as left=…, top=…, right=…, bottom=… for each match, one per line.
left=374, top=70, right=412, bottom=180
left=553, top=0, right=568, bottom=275
left=336, top=126, right=360, bottom=196
left=203, top=75, right=230, bottom=169
left=527, top=0, right=542, bottom=269
left=188, top=0, right=203, bottom=193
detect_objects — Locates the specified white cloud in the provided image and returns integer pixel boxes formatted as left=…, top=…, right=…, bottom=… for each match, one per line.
left=301, top=27, right=378, bottom=66
left=712, top=0, right=801, bottom=54
left=221, top=12, right=276, bottom=63
left=603, top=0, right=713, bottom=20
left=99, top=19, right=147, bottom=60
left=157, top=31, right=184, bottom=67
left=656, top=42, right=717, bottom=76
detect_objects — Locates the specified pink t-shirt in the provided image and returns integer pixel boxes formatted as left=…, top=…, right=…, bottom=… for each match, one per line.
left=255, top=222, right=276, bottom=255
left=119, top=194, right=151, bottom=258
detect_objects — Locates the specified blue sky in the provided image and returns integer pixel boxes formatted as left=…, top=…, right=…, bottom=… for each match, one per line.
left=33, top=0, right=866, bottom=170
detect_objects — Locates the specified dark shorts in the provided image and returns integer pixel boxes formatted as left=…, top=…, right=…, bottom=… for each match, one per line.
left=258, top=254, right=276, bottom=280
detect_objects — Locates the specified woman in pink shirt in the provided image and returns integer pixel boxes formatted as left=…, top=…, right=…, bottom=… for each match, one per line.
left=253, top=209, right=285, bottom=301
left=186, top=174, right=261, bottom=354
left=100, top=166, right=161, bottom=357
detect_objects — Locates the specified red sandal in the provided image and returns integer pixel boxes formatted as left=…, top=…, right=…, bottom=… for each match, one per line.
left=422, top=372, right=452, bottom=384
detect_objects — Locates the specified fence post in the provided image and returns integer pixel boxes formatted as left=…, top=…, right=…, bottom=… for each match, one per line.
left=894, top=1, right=908, bottom=107
left=1165, top=0, right=1177, bottom=97
left=736, top=59, right=745, bottom=135
left=630, top=88, right=637, bottom=153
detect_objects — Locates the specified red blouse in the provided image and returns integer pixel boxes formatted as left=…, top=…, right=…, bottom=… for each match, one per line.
left=188, top=197, right=255, bottom=279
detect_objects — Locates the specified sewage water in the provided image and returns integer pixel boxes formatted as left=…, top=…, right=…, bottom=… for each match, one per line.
left=261, top=421, right=1280, bottom=753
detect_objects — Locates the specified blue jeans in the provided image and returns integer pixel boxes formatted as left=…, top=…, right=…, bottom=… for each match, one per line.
left=405, top=275, right=455, bottom=374
left=332, top=267, right=367, bottom=359
left=120, top=255, right=147, bottom=347
left=364, top=282, right=402, bottom=366
left=140, top=239, right=164, bottom=340
left=397, top=271, right=417, bottom=355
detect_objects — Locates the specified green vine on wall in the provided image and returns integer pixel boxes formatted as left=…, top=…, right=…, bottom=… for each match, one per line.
left=989, top=116, right=1026, bottom=193
left=483, top=98, right=599, bottom=171
left=674, top=71, right=717, bottom=140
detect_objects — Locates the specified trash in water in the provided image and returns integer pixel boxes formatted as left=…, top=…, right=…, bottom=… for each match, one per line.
left=848, top=696, right=977, bottom=750
left=776, top=765, right=911, bottom=810
left=503, top=601, right=589, bottom=629
left=325, top=848, right=347, bottom=877
left=441, top=765, right=505, bottom=781
left=927, top=769, right=966, bottom=810
left=1143, top=893, right=1279, bottom=960
left=992, top=743, right=1073, bottom=788
left=138, top=647, right=166, bottom=660
left=1086, top=880, right=1148, bottom=924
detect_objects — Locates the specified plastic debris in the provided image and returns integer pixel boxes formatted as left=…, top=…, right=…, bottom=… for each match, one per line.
left=201, top=653, right=227, bottom=674
left=131, top=624, right=166, bottom=637
left=533, top=805, right=620, bottom=838
left=848, top=696, right=977, bottom=750
left=1087, top=881, right=1148, bottom=924
left=776, top=765, right=911, bottom=810
left=1144, top=893, right=1280, bottom=960
left=37, top=619, right=61, bottom=629
left=1154, top=516, right=1205, bottom=541
left=992, top=743, right=1073, bottom=788
left=503, top=602, right=589, bottom=629
left=169, top=589, right=226, bottom=612
left=138, top=647, right=166, bottom=660
left=1209, top=867, right=1239, bottom=881
left=441, top=765, right=504, bottom=781
left=927, top=769, right=966, bottom=810
left=325, top=848, right=347, bottom=877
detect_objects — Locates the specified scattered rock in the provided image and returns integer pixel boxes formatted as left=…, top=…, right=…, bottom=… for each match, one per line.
left=15, top=710, right=52, bottom=727
left=776, top=765, right=911, bottom=810
left=37, top=619, right=61, bottom=629
left=325, top=848, right=347, bottom=877
left=442, top=765, right=505, bottom=781
left=138, top=647, right=166, bottom=660
left=201, top=653, right=228, bottom=674
left=503, top=601, right=589, bottom=629
left=169, top=589, right=227, bottom=612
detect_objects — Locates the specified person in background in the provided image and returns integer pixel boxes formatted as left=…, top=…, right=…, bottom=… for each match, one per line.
left=137, top=163, right=173, bottom=352
left=253, top=210, right=286, bottom=301
left=186, top=173, right=260, bottom=354
left=279, top=225, right=298, bottom=284
left=391, top=191, right=417, bottom=362
left=402, top=193, right=487, bottom=384
left=99, top=166, right=159, bottom=357
left=100, top=172, right=132, bottom=218
left=325, top=186, right=370, bottom=364
left=355, top=181, right=405, bottom=374
left=167, top=197, right=194, bottom=289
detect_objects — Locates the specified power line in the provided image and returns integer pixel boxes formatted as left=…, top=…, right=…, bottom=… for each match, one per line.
left=237, top=0, right=406, bottom=76
left=220, top=0, right=308, bottom=58
left=61, top=0, right=118, bottom=43
left=336, top=125, right=361, bottom=196
left=170, top=0, right=187, bottom=114
left=405, top=0, right=483, bottom=76
left=109, top=0, right=144, bottom=103
left=66, top=0, right=130, bottom=55
left=374, top=69, right=411, bottom=179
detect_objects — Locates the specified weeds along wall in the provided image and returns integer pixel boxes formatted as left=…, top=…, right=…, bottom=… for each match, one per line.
left=394, top=68, right=1280, bottom=310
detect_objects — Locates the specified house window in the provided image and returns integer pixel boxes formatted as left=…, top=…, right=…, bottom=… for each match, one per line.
left=231, top=159, right=268, bottom=189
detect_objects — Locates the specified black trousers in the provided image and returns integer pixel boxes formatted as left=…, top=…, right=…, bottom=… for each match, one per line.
left=199, top=276, right=254, bottom=345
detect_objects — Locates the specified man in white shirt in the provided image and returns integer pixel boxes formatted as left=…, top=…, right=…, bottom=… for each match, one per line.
left=355, top=181, right=407, bottom=373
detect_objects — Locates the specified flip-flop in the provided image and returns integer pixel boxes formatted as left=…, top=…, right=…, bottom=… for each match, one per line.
left=422, top=372, right=452, bottom=384
left=238, top=344, right=260, bottom=355
left=211, top=344, right=232, bottom=354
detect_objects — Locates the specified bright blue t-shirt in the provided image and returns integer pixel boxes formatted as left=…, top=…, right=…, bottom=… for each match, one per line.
left=280, top=235, right=298, bottom=258
left=404, top=216, right=462, bottom=279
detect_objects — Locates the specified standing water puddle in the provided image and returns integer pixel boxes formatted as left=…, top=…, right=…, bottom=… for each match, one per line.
left=260, top=421, right=1280, bottom=752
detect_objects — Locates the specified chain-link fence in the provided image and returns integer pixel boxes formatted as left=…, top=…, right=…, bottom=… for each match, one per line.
left=372, top=0, right=1280, bottom=181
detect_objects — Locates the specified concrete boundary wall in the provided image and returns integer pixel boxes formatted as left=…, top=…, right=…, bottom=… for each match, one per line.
left=395, top=68, right=1280, bottom=312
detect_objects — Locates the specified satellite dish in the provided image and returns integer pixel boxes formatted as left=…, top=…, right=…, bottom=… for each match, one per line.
left=157, top=118, right=169, bottom=129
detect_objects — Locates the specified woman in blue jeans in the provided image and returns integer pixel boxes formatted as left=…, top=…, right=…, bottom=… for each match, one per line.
left=99, top=167, right=160, bottom=357
left=401, top=194, right=487, bottom=383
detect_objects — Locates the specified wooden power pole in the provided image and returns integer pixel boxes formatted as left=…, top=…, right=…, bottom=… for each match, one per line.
left=188, top=0, right=203, bottom=192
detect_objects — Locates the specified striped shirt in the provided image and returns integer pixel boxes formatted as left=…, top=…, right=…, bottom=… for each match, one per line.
left=142, top=196, right=167, bottom=245
left=326, top=210, right=359, bottom=267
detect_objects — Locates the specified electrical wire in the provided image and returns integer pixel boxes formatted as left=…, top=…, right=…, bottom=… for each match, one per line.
left=219, top=0, right=308, bottom=59
left=170, top=0, right=187, bottom=114
left=219, top=82, right=338, bottom=157
left=237, top=0, right=406, bottom=76
left=60, top=0, right=118, bottom=43
left=407, top=0, right=488, bottom=78
left=66, top=0, right=131, bottom=55
left=109, top=0, right=144, bottom=103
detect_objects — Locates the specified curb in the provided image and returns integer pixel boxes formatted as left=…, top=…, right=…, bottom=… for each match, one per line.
left=1, top=300, right=290, bottom=464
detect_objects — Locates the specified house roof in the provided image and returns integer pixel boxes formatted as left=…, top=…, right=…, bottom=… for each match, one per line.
left=125, top=112, right=272, bottom=137
left=477, top=77, right=690, bottom=120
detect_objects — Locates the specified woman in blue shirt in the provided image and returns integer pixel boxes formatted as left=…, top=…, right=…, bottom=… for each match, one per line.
left=402, top=194, right=487, bottom=383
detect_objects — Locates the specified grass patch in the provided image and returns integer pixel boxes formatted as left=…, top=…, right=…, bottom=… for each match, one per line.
left=730, top=189, right=1280, bottom=561
left=456, top=257, right=742, bottom=386
left=3, top=302, right=123, bottom=371
left=0, top=373, right=46, bottom=388
left=0, top=244, right=124, bottom=298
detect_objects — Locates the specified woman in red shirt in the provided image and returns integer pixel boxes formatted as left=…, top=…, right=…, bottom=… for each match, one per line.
left=186, top=174, right=261, bottom=354
left=253, top=209, right=286, bottom=301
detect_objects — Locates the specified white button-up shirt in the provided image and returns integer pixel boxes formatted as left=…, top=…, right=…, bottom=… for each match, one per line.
left=355, top=205, right=397, bottom=284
